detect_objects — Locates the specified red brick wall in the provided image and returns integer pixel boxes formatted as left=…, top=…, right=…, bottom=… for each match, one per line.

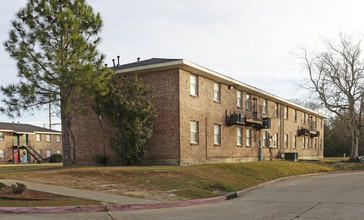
left=70, top=69, right=181, bottom=164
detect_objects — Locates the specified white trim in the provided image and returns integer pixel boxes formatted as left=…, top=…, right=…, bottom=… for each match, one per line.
left=35, top=131, right=62, bottom=135
left=115, top=59, right=327, bottom=118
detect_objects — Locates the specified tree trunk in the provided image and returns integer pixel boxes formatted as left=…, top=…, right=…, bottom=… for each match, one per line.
left=61, top=99, right=72, bottom=167
left=350, top=128, right=360, bottom=160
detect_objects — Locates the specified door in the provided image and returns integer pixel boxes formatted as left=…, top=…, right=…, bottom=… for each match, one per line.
left=23, top=150, right=28, bottom=163
left=14, top=150, right=19, bottom=163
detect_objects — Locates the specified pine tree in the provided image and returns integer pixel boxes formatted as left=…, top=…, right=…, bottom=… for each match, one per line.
left=2, top=0, right=112, bottom=166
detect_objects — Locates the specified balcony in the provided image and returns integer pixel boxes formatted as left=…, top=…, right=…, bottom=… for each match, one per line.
left=297, top=120, right=320, bottom=137
left=245, top=101, right=262, bottom=126
left=226, top=112, right=246, bottom=126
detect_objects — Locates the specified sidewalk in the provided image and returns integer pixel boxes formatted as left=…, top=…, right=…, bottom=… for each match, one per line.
left=0, top=179, right=157, bottom=205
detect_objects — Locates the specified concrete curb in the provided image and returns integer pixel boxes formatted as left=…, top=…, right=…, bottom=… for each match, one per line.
left=1, top=170, right=364, bottom=214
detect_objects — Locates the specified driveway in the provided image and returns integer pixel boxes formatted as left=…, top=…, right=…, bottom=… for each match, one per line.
left=2, top=172, right=364, bottom=219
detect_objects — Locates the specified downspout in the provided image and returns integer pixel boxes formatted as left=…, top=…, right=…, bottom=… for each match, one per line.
left=205, top=117, right=208, bottom=159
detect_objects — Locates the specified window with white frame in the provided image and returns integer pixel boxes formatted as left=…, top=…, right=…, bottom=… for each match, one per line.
left=302, top=137, right=305, bottom=149
left=293, top=135, right=296, bottom=149
left=284, top=106, right=288, bottom=120
left=0, top=132, right=3, bottom=140
left=237, top=91, right=242, bottom=108
left=314, top=138, right=317, bottom=150
left=214, top=124, right=221, bottom=145
left=190, top=74, right=198, bottom=96
left=274, top=132, right=278, bottom=147
left=263, top=99, right=267, bottom=114
left=246, top=94, right=251, bottom=110
left=284, top=134, right=288, bottom=148
left=56, top=135, right=61, bottom=142
left=36, top=149, right=42, bottom=156
left=237, top=127, right=242, bottom=146
left=306, top=137, right=309, bottom=149
left=274, top=103, right=278, bottom=117
left=246, top=128, right=251, bottom=147
left=320, top=118, right=323, bottom=129
left=46, top=150, right=52, bottom=157
left=303, top=112, right=306, bottom=124
left=190, top=121, right=199, bottom=144
left=263, top=131, right=268, bottom=147
left=214, top=82, right=221, bottom=102
left=36, top=134, right=41, bottom=142
left=46, top=134, right=51, bottom=142
left=294, top=110, right=297, bottom=122
left=56, top=150, right=61, bottom=154
left=0, top=149, right=4, bottom=158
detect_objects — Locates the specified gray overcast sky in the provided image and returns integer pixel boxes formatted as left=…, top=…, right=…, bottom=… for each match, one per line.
left=1, top=0, right=364, bottom=129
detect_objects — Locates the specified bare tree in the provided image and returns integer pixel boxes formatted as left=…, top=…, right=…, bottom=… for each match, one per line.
left=298, top=34, right=364, bottom=161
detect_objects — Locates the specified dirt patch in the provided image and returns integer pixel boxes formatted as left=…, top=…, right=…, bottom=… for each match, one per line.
left=0, top=186, right=59, bottom=200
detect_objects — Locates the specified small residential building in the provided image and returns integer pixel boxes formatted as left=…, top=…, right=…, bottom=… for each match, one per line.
left=0, top=122, right=62, bottom=164
left=71, top=58, right=326, bottom=165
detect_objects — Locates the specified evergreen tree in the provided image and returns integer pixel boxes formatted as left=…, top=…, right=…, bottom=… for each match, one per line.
left=95, top=75, right=157, bottom=165
left=2, top=0, right=112, bottom=166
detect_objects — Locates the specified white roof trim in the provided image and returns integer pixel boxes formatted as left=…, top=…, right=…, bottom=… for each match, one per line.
left=115, top=59, right=327, bottom=118
left=35, top=131, right=62, bottom=135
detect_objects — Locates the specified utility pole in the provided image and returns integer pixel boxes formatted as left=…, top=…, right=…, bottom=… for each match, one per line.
left=49, top=101, right=51, bottom=130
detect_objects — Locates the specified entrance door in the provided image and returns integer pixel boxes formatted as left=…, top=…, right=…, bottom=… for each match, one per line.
left=14, top=150, right=19, bottom=164
left=23, top=150, right=28, bottom=163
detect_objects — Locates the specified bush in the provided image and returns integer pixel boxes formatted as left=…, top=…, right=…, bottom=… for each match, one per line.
left=11, top=182, right=26, bottom=194
left=0, top=182, right=6, bottom=190
left=93, top=153, right=110, bottom=165
left=49, top=154, right=63, bottom=163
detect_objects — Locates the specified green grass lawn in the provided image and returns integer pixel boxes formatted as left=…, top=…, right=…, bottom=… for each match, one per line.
left=0, top=158, right=363, bottom=202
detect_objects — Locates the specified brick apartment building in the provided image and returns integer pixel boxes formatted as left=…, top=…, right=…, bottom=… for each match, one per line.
left=0, top=122, right=62, bottom=164
left=71, top=58, right=326, bottom=165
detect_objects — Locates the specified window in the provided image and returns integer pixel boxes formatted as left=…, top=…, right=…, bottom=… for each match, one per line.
left=46, top=134, right=51, bottom=142
left=320, top=139, right=322, bottom=151
left=293, top=135, right=296, bottom=149
left=263, top=131, right=268, bottom=147
left=284, top=134, right=288, bottom=148
left=190, top=74, right=198, bottom=96
left=246, top=94, right=251, bottom=110
left=274, top=103, right=278, bottom=117
left=314, top=138, right=317, bottom=150
left=214, top=82, right=221, bottom=102
left=284, top=106, right=288, bottom=120
left=237, top=91, right=242, bottom=108
left=36, top=134, right=41, bottom=142
left=46, top=150, right=52, bottom=157
left=263, top=99, right=267, bottom=114
left=0, top=132, right=3, bottom=140
left=0, top=149, right=4, bottom=158
left=190, top=121, right=199, bottom=144
left=274, top=133, right=278, bottom=147
left=56, top=150, right=61, bottom=154
left=302, top=137, right=305, bottom=149
left=320, top=118, right=323, bottom=129
left=36, top=149, right=42, bottom=156
left=303, top=112, right=306, bottom=124
left=246, top=128, right=251, bottom=147
left=306, top=137, right=309, bottom=149
left=237, top=127, right=242, bottom=146
left=294, top=110, right=297, bottom=122
left=56, top=135, right=61, bottom=142
left=214, top=124, right=221, bottom=145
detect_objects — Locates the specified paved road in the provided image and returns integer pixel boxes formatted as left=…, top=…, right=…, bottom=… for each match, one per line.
left=2, top=172, right=364, bottom=220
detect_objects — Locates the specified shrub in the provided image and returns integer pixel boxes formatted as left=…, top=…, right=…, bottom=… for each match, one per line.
left=93, top=153, right=110, bottom=165
left=0, top=182, right=6, bottom=190
left=49, top=154, right=63, bottom=163
left=11, top=182, right=26, bottom=194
